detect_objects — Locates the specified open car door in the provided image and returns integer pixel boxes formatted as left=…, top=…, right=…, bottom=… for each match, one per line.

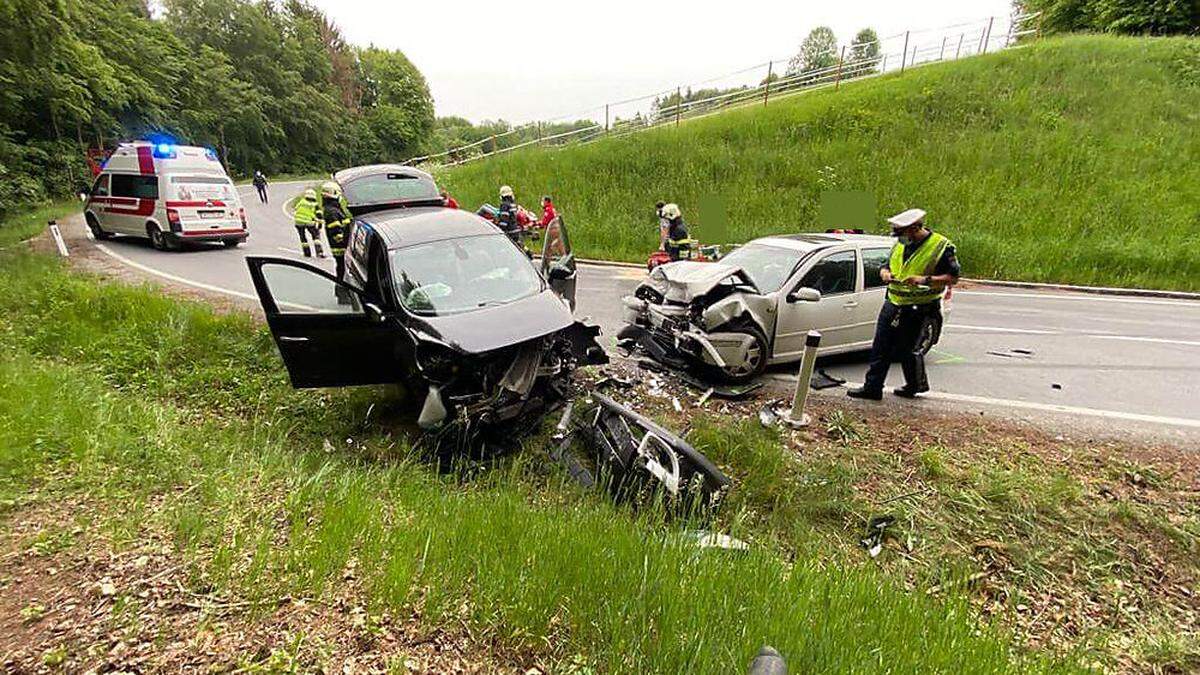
left=246, top=256, right=405, bottom=388
left=540, top=216, right=577, bottom=311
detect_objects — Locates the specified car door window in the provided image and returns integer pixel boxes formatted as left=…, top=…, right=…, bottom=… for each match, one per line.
left=863, top=248, right=892, bottom=289
left=260, top=263, right=363, bottom=314
left=797, top=250, right=857, bottom=296
left=92, top=175, right=110, bottom=197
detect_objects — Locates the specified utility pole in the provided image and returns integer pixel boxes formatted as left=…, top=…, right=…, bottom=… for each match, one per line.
left=763, top=61, right=773, bottom=105
left=835, top=46, right=845, bottom=90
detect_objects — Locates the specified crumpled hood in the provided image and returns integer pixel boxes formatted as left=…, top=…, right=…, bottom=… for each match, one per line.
left=411, top=290, right=574, bottom=354
left=643, top=261, right=757, bottom=303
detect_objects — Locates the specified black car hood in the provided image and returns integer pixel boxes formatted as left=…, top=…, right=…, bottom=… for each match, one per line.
left=409, top=290, right=575, bottom=354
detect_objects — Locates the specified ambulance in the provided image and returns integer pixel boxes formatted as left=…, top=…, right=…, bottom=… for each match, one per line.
left=83, top=141, right=249, bottom=251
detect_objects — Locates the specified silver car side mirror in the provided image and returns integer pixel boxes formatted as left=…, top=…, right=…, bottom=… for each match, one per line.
left=787, top=287, right=821, bottom=303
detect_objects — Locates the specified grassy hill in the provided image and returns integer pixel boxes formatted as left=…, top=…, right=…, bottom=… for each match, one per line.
left=439, top=36, right=1200, bottom=291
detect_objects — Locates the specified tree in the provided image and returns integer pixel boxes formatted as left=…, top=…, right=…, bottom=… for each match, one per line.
left=786, top=26, right=838, bottom=76
left=1016, top=0, right=1199, bottom=34
left=847, top=28, right=881, bottom=78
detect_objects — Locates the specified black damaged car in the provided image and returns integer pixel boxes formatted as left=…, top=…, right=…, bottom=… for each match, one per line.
left=245, top=165, right=606, bottom=443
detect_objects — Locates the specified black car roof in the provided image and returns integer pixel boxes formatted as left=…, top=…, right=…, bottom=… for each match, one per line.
left=359, top=206, right=503, bottom=249
left=333, top=163, right=434, bottom=185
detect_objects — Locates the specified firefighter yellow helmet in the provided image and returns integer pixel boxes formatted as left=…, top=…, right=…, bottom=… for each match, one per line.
left=320, top=181, right=341, bottom=198
left=499, top=185, right=514, bottom=198
left=661, top=203, right=682, bottom=220
left=303, top=188, right=317, bottom=201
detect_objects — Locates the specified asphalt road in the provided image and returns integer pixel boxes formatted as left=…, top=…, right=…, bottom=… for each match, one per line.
left=79, top=181, right=1200, bottom=443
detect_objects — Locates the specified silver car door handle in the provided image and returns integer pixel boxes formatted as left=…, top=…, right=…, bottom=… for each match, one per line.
left=843, top=301, right=859, bottom=308
left=279, top=336, right=309, bottom=343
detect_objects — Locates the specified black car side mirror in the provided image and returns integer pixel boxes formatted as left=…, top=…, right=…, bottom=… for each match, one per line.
left=364, top=302, right=386, bottom=323
left=548, top=264, right=573, bottom=281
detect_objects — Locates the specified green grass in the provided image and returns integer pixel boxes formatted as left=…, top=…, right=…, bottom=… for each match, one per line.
left=0, top=252, right=1071, bottom=672
left=0, top=199, right=79, bottom=249
left=439, top=35, right=1200, bottom=291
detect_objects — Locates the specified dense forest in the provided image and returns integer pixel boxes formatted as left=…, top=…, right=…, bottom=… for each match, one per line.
left=0, top=0, right=434, bottom=217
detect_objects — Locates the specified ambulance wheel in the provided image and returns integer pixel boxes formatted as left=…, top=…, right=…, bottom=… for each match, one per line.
left=712, top=323, right=769, bottom=385
left=147, top=223, right=175, bottom=252
left=85, top=213, right=111, bottom=241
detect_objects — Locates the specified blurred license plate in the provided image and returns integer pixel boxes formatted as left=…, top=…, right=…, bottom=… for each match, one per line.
left=200, top=211, right=224, bottom=220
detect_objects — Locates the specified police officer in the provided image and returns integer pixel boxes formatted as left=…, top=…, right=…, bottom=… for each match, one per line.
left=320, top=181, right=352, bottom=280
left=660, top=203, right=689, bottom=260
left=252, top=171, right=269, bottom=204
left=848, top=208, right=960, bottom=400
left=293, top=188, right=325, bottom=258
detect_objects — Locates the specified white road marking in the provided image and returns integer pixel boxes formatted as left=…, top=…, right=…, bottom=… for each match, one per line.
left=767, top=374, right=1200, bottom=429
left=94, top=243, right=261, bottom=303
left=1088, top=334, right=1200, bottom=348
left=957, top=289, right=1200, bottom=308
left=948, top=324, right=1059, bottom=335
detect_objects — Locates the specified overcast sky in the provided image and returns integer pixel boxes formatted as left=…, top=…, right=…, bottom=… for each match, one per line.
left=310, top=0, right=1014, bottom=124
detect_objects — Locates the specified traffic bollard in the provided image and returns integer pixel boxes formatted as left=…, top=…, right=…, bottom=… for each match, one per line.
left=780, top=330, right=821, bottom=428
left=48, top=220, right=69, bottom=257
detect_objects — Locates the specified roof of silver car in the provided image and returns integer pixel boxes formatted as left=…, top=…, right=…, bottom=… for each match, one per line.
left=754, top=232, right=894, bottom=251
left=361, top=206, right=502, bottom=249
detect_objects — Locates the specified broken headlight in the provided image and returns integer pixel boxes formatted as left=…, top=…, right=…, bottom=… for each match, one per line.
left=415, top=341, right=459, bottom=384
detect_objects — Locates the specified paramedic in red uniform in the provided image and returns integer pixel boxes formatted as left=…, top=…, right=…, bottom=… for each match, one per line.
left=540, top=195, right=558, bottom=226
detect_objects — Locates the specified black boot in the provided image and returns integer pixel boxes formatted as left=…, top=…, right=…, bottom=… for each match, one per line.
left=893, top=385, right=929, bottom=398
left=847, top=387, right=883, bottom=401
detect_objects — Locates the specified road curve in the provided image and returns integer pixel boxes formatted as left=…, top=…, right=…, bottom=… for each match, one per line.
left=73, top=181, right=1200, bottom=445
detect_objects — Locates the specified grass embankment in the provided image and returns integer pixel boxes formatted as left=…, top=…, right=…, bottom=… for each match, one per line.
left=440, top=35, right=1200, bottom=291
left=0, top=199, right=79, bottom=249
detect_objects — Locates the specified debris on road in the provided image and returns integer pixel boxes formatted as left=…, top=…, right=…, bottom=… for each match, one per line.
left=860, top=515, right=896, bottom=558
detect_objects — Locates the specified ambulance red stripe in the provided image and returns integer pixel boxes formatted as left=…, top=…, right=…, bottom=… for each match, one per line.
left=165, top=200, right=227, bottom=207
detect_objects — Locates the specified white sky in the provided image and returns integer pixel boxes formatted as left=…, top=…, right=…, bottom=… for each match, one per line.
left=310, top=0, right=1014, bottom=123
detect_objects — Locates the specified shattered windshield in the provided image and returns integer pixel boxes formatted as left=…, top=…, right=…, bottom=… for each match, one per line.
left=391, top=234, right=543, bottom=316
left=719, top=243, right=808, bottom=293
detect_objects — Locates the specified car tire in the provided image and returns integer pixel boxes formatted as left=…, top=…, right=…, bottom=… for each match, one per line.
left=223, top=239, right=240, bottom=249
left=713, top=323, right=770, bottom=385
left=85, top=213, right=111, bottom=241
left=147, top=223, right=175, bottom=252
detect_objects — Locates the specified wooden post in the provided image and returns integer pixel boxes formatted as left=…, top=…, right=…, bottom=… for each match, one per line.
left=605, top=104, right=610, bottom=133
left=900, top=31, right=909, bottom=72
left=675, top=86, right=682, bottom=126
left=537, top=121, right=543, bottom=144
left=881, top=53, right=887, bottom=71
left=489, top=134, right=497, bottom=155
left=939, top=36, right=947, bottom=60
left=984, top=16, right=994, bottom=52
left=763, top=61, right=773, bottom=105
left=835, top=46, right=845, bottom=89
left=956, top=33, right=964, bottom=58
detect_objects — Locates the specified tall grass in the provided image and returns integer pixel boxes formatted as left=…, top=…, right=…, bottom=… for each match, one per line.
left=440, top=36, right=1200, bottom=291
left=0, top=249, right=1075, bottom=672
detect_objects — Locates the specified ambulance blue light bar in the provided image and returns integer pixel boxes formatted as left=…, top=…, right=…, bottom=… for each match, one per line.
left=152, top=143, right=177, bottom=159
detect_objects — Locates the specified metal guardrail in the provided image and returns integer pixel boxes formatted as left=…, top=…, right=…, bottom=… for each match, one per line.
left=405, top=11, right=1041, bottom=170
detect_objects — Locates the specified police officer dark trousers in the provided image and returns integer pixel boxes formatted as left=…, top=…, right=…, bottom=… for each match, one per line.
left=849, top=208, right=960, bottom=400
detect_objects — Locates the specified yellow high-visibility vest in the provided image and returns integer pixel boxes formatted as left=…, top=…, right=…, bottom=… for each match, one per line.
left=887, top=232, right=951, bottom=305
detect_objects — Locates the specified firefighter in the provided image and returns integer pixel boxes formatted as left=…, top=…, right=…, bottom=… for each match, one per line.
left=320, top=181, right=352, bottom=280
left=848, top=208, right=960, bottom=400
left=293, top=188, right=325, bottom=258
left=660, top=203, right=690, bottom=260
left=540, top=195, right=558, bottom=227
left=252, top=171, right=269, bottom=204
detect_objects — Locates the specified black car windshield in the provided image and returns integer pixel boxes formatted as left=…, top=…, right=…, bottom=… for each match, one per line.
left=391, top=234, right=543, bottom=316
left=343, top=172, right=440, bottom=207
left=719, top=243, right=808, bottom=293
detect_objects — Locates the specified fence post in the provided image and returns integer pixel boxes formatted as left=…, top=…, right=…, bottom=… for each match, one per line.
left=835, top=46, right=845, bottom=89
left=900, top=31, right=909, bottom=72
left=983, top=16, right=994, bottom=52
left=956, top=33, right=964, bottom=58
left=939, top=36, right=946, bottom=60
left=537, top=121, right=543, bottom=145
left=881, top=53, right=887, bottom=71
left=489, top=134, right=497, bottom=155
left=605, top=104, right=610, bottom=133
left=763, top=61, right=773, bottom=105
left=675, top=86, right=682, bottom=127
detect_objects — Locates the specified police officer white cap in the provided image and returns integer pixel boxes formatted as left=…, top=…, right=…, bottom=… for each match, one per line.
left=887, top=208, right=926, bottom=229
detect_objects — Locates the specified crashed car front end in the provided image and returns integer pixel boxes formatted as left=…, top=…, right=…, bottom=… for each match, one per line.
left=410, top=320, right=607, bottom=435
left=619, top=262, right=775, bottom=375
